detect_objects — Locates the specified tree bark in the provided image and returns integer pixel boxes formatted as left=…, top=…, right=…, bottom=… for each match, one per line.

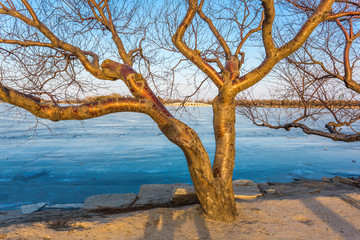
left=157, top=118, right=237, bottom=222
left=212, top=94, right=236, bottom=210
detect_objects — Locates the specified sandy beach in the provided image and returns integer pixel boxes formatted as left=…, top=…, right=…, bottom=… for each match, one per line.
left=1, top=181, right=360, bottom=240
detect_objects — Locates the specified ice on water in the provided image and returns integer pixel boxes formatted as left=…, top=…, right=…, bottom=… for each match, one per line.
left=0, top=104, right=359, bottom=210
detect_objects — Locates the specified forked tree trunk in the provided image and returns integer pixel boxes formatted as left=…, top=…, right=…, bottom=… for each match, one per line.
left=156, top=83, right=238, bottom=222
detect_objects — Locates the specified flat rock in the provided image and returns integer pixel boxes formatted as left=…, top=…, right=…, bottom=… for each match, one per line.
left=133, top=183, right=190, bottom=207
left=21, top=202, right=47, bottom=214
left=233, top=179, right=257, bottom=187
left=83, top=193, right=137, bottom=210
left=171, top=185, right=199, bottom=205
left=332, top=176, right=360, bottom=188
left=273, top=185, right=322, bottom=196
left=321, top=177, right=333, bottom=183
left=0, top=210, right=23, bottom=222
left=257, top=182, right=270, bottom=190
left=265, top=188, right=277, bottom=195
left=233, top=180, right=262, bottom=200
left=44, top=203, right=83, bottom=210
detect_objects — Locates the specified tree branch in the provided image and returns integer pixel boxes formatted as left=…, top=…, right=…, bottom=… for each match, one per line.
left=0, top=84, right=169, bottom=125
left=0, top=38, right=101, bottom=68
left=261, top=0, right=277, bottom=57
left=334, top=19, right=360, bottom=93
left=198, top=0, right=231, bottom=57
left=100, top=59, right=172, bottom=117
left=232, top=0, right=335, bottom=95
left=0, top=38, right=53, bottom=48
left=235, top=11, right=264, bottom=55
left=282, top=123, right=360, bottom=142
left=0, top=3, right=108, bottom=79
left=278, top=0, right=334, bottom=58
left=87, top=0, right=133, bottom=66
left=203, top=57, right=225, bottom=70
left=171, top=0, right=223, bottom=88
left=335, top=0, right=360, bottom=8
left=21, top=0, right=40, bottom=22
left=328, top=12, right=360, bottom=20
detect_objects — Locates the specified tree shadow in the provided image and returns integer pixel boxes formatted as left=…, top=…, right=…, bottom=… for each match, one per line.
left=300, top=195, right=360, bottom=238
left=142, top=205, right=211, bottom=240
left=339, top=195, right=360, bottom=211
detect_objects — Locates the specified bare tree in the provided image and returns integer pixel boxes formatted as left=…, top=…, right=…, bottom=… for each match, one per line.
left=0, top=0, right=358, bottom=222
left=239, top=0, right=360, bottom=142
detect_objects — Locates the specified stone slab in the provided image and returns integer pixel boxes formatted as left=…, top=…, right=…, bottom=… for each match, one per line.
left=233, top=179, right=257, bottom=187
left=171, top=185, right=199, bottom=205
left=0, top=210, right=23, bottom=222
left=21, top=202, right=47, bottom=214
left=83, top=193, right=137, bottom=210
left=233, top=180, right=262, bottom=200
left=133, top=183, right=190, bottom=207
left=44, top=203, right=83, bottom=210
left=273, top=185, right=322, bottom=196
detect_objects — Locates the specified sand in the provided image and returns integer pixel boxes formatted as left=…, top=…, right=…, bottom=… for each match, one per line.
left=1, top=188, right=360, bottom=240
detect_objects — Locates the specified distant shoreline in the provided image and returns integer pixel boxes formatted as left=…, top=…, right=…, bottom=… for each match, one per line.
left=1, top=99, right=360, bottom=109
left=236, top=99, right=360, bottom=109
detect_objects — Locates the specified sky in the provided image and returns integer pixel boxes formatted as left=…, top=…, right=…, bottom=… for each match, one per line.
left=0, top=0, right=357, bottom=102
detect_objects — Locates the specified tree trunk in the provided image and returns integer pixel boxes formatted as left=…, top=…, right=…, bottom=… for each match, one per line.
left=212, top=81, right=237, bottom=221
left=157, top=118, right=237, bottom=222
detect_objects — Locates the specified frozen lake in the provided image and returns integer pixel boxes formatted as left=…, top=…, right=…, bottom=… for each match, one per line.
left=0, top=104, right=359, bottom=210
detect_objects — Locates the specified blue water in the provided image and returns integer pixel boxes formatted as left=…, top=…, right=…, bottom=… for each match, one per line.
left=0, top=104, right=359, bottom=210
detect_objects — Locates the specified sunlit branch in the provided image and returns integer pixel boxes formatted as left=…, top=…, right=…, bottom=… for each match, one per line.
left=287, top=58, right=341, bottom=80
left=333, top=18, right=360, bottom=93
left=128, top=48, right=142, bottom=59
left=0, top=39, right=53, bottom=48
left=289, top=17, right=360, bottom=94
left=171, top=0, right=223, bottom=88
left=0, top=2, right=109, bottom=79
left=235, top=12, right=264, bottom=56
left=261, top=0, right=277, bottom=57
left=328, top=12, right=360, bottom=20
left=326, top=115, right=360, bottom=133
left=278, top=0, right=334, bottom=58
left=21, top=0, right=39, bottom=22
left=100, top=59, right=172, bottom=117
left=128, top=37, right=146, bottom=62
left=335, top=19, right=351, bottom=40
left=0, top=84, right=169, bottom=125
left=203, top=57, right=225, bottom=70
left=238, top=52, right=245, bottom=69
left=232, top=0, right=335, bottom=95
left=248, top=113, right=360, bottom=141
left=0, top=1, right=15, bottom=10
left=198, top=0, right=231, bottom=57
left=279, top=122, right=360, bottom=142
left=335, top=0, right=360, bottom=8
left=285, top=1, right=314, bottom=12
left=0, top=38, right=100, bottom=68
left=182, top=77, right=208, bottom=105
left=87, top=0, right=133, bottom=66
